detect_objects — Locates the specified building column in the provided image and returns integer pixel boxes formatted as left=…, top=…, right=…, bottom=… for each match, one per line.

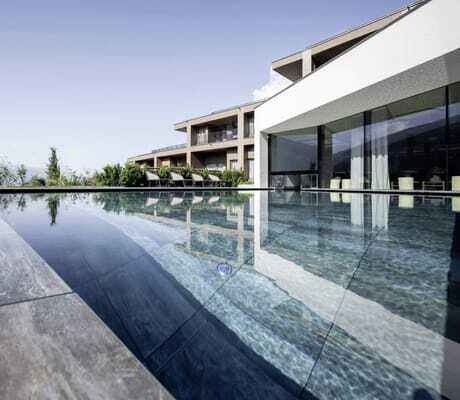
left=153, top=157, right=158, bottom=168
left=186, top=123, right=192, bottom=166
left=302, top=48, right=313, bottom=77
left=255, top=128, right=269, bottom=187
left=237, top=110, right=245, bottom=171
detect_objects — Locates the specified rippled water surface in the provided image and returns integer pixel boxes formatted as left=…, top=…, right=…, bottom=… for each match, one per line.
left=0, top=191, right=459, bottom=400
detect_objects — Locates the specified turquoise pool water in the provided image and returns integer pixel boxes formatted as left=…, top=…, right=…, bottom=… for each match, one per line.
left=0, top=191, right=458, bottom=399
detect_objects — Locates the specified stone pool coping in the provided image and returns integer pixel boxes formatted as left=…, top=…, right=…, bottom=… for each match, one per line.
left=0, top=217, right=174, bottom=400
left=0, top=186, right=272, bottom=194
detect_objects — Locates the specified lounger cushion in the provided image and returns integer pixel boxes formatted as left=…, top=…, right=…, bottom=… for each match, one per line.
left=170, top=172, right=183, bottom=181
left=146, top=172, right=160, bottom=181
left=192, top=173, right=204, bottom=181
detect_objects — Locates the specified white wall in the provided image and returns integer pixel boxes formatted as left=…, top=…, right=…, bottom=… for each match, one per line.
left=254, top=0, right=460, bottom=187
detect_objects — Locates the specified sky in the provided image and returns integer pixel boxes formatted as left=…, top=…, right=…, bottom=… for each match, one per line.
left=1, top=0, right=413, bottom=173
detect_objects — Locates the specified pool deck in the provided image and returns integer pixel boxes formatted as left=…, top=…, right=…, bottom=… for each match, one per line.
left=0, top=218, right=173, bottom=400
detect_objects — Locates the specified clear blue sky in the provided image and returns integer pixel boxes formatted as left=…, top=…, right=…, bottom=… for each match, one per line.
left=1, top=0, right=412, bottom=172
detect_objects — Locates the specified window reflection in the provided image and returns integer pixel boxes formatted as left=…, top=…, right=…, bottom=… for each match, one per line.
left=368, top=87, right=446, bottom=190
left=449, top=82, right=460, bottom=187
left=322, top=114, right=364, bottom=189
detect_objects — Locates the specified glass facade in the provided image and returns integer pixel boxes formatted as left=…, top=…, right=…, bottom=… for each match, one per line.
left=368, top=87, right=446, bottom=190
left=269, top=83, right=460, bottom=191
left=269, top=128, right=318, bottom=188
left=322, top=113, right=364, bottom=188
left=449, top=82, right=460, bottom=183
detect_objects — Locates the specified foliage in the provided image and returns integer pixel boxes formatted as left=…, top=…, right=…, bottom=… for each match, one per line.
left=16, top=164, right=27, bottom=186
left=221, top=169, right=244, bottom=187
left=158, top=166, right=170, bottom=179
left=46, top=147, right=61, bottom=185
left=29, top=175, right=46, bottom=187
left=59, top=171, right=84, bottom=186
left=0, top=164, right=17, bottom=186
left=47, top=194, right=60, bottom=226
left=120, top=163, right=146, bottom=187
left=177, top=165, right=192, bottom=179
left=199, top=168, right=210, bottom=179
left=95, top=164, right=123, bottom=186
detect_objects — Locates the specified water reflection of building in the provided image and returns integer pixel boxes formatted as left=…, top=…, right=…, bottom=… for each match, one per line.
left=137, top=192, right=254, bottom=267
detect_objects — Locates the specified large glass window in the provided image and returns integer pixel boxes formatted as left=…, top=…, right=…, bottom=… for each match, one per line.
left=321, top=114, right=364, bottom=189
left=270, top=128, right=318, bottom=173
left=449, top=83, right=460, bottom=186
left=367, top=87, right=446, bottom=190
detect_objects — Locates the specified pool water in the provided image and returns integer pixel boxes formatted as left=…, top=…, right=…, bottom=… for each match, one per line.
left=0, top=191, right=458, bottom=400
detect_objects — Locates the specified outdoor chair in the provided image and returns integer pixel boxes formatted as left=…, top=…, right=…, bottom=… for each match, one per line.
left=422, top=175, right=445, bottom=191
left=192, top=173, right=205, bottom=187
left=208, top=174, right=223, bottom=187
left=330, top=178, right=341, bottom=189
left=398, top=177, right=414, bottom=191
left=452, top=176, right=460, bottom=191
left=341, top=179, right=352, bottom=190
left=170, top=171, right=185, bottom=187
left=146, top=171, right=161, bottom=187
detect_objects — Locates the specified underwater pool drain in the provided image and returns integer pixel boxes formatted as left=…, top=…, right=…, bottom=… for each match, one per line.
left=216, top=263, right=233, bottom=276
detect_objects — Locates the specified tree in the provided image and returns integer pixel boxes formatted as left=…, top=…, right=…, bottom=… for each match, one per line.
left=0, top=163, right=17, bottom=186
left=17, top=164, right=27, bottom=186
left=120, top=163, right=146, bottom=187
left=46, top=147, right=61, bottom=185
left=95, top=164, right=123, bottom=186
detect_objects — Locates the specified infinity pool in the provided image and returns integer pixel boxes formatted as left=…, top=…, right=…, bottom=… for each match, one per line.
left=0, top=191, right=458, bottom=400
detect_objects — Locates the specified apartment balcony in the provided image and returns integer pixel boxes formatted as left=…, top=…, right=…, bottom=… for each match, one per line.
left=192, top=129, right=238, bottom=146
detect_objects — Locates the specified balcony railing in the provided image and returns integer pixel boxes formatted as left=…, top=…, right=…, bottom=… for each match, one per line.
left=193, top=129, right=238, bottom=146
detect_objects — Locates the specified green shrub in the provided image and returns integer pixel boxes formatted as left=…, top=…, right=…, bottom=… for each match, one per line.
left=120, top=163, right=146, bottom=187
left=178, top=165, right=192, bottom=179
left=95, top=164, right=123, bottom=186
left=222, top=169, right=244, bottom=187
left=29, top=175, right=46, bottom=187
left=199, top=168, right=210, bottom=179
left=158, top=166, right=170, bottom=179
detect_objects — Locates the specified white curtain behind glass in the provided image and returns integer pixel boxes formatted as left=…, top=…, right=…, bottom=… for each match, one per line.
left=370, top=108, right=390, bottom=190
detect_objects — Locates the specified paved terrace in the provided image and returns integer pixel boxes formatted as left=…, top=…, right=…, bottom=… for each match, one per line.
left=0, top=217, right=173, bottom=400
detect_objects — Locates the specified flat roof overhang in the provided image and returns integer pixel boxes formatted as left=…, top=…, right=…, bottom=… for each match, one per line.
left=128, top=153, right=155, bottom=162
left=174, top=100, right=264, bottom=132
left=257, top=0, right=460, bottom=136
left=271, top=1, right=427, bottom=82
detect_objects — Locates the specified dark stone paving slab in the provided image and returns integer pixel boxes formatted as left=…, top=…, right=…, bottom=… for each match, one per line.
left=0, top=294, right=173, bottom=400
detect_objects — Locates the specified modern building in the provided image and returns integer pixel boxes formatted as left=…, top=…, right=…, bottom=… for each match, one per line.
left=130, top=0, right=459, bottom=191
left=255, top=0, right=460, bottom=190
left=128, top=100, right=263, bottom=180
